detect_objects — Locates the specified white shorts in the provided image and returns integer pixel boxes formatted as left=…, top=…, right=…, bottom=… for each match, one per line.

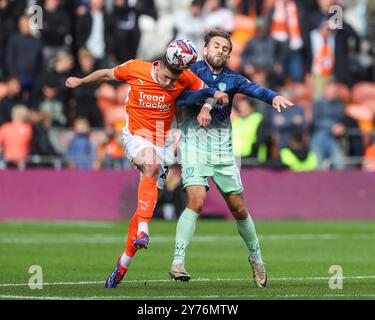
left=121, top=127, right=176, bottom=189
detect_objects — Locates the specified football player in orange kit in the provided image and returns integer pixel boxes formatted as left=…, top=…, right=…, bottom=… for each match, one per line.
left=66, top=50, right=228, bottom=288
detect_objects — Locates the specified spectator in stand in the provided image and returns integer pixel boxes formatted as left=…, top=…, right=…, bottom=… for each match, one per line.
left=29, top=111, right=60, bottom=167
left=0, top=104, right=32, bottom=168
left=173, top=0, right=205, bottom=59
left=71, top=48, right=104, bottom=127
left=271, top=88, right=306, bottom=150
left=266, top=0, right=305, bottom=84
left=248, top=68, right=277, bottom=117
left=238, top=0, right=264, bottom=17
left=310, top=81, right=346, bottom=169
left=241, top=18, right=282, bottom=89
left=0, top=0, right=26, bottom=79
left=101, top=123, right=129, bottom=169
left=67, top=117, right=99, bottom=169
left=367, top=0, right=375, bottom=82
left=309, top=18, right=335, bottom=101
left=44, top=51, right=75, bottom=120
left=342, top=110, right=363, bottom=164
left=203, top=0, right=234, bottom=33
left=0, top=77, right=22, bottom=125
left=5, top=15, right=43, bottom=102
left=75, top=0, right=113, bottom=65
left=308, top=4, right=362, bottom=89
left=96, top=83, right=117, bottom=125
left=279, top=131, right=318, bottom=172
left=112, top=0, right=157, bottom=63
left=232, top=97, right=271, bottom=164
left=38, top=0, right=71, bottom=64
left=309, top=0, right=333, bottom=30
left=36, top=74, right=68, bottom=127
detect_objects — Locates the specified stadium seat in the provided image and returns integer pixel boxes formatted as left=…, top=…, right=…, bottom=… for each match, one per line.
left=362, top=99, right=375, bottom=115
left=351, top=82, right=375, bottom=103
left=231, top=14, right=256, bottom=47
left=345, top=103, right=374, bottom=132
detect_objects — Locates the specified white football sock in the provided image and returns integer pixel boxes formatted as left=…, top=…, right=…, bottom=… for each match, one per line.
left=138, top=222, right=149, bottom=235
left=120, top=253, right=133, bottom=268
left=172, top=258, right=184, bottom=266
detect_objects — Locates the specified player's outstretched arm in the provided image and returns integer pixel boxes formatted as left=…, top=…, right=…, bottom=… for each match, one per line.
left=237, top=75, right=294, bottom=112
left=175, top=88, right=228, bottom=107
left=65, top=69, right=116, bottom=89
left=272, top=95, right=295, bottom=113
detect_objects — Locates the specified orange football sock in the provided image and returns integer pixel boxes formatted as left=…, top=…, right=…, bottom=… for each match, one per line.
left=124, top=213, right=138, bottom=257
left=136, top=176, right=158, bottom=225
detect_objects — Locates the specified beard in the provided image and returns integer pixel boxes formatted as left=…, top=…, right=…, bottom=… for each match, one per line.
left=206, top=54, right=227, bottom=70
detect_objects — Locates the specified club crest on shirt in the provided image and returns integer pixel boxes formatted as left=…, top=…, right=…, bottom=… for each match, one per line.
left=185, top=167, right=194, bottom=178
left=218, top=83, right=227, bottom=92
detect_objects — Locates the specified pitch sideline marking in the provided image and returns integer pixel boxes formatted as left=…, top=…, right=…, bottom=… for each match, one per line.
left=0, top=275, right=374, bottom=287
left=0, top=233, right=374, bottom=244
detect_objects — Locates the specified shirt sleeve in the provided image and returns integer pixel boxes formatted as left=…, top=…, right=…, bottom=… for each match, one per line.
left=176, top=87, right=217, bottom=107
left=113, top=59, right=134, bottom=81
left=236, top=74, right=278, bottom=104
left=183, top=69, right=205, bottom=91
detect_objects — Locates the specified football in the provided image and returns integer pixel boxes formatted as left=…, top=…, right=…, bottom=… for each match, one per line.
left=165, top=38, right=198, bottom=70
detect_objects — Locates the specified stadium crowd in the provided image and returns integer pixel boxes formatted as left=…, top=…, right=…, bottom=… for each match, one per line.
left=0, top=0, right=375, bottom=172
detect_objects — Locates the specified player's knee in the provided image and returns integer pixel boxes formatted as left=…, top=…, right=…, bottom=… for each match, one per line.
left=231, top=205, right=248, bottom=220
left=187, top=194, right=205, bottom=214
left=143, top=164, right=160, bottom=178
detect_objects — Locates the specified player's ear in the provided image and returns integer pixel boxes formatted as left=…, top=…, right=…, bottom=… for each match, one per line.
left=203, top=46, right=208, bottom=56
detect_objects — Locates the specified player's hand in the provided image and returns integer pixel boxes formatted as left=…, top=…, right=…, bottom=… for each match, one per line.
left=214, top=91, right=229, bottom=106
left=272, top=95, right=294, bottom=112
left=197, top=108, right=211, bottom=127
left=65, top=77, right=82, bottom=88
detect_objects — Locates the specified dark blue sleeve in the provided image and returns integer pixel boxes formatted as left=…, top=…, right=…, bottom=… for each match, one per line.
left=236, top=74, right=278, bottom=104
left=175, top=87, right=217, bottom=107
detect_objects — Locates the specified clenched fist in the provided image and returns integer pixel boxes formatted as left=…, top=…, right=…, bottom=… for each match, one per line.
left=65, top=77, right=82, bottom=88
left=214, top=91, right=229, bottom=106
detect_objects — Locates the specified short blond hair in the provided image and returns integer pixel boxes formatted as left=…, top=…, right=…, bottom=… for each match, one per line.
left=11, top=105, right=29, bottom=122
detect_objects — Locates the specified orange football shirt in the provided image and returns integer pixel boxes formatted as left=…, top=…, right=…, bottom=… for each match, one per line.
left=113, top=59, right=204, bottom=145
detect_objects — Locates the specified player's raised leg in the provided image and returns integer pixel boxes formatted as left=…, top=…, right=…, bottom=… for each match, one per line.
left=105, top=147, right=160, bottom=288
left=169, top=185, right=206, bottom=281
left=222, top=192, right=267, bottom=288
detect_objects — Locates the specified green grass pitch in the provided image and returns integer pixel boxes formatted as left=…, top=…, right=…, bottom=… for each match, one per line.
left=0, top=220, right=374, bottom=300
